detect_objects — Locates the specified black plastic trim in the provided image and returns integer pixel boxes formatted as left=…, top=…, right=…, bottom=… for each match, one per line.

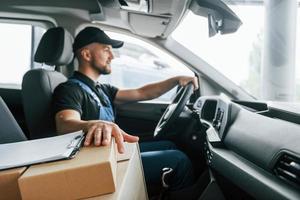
left=209, top=143, right=300, bottom=200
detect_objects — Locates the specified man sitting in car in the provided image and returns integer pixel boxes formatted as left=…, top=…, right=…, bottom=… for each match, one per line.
left=52, top=26, right=198, bottom=195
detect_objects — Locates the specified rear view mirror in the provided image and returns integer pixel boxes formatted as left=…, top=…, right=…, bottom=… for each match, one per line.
left=208, top=14, right=220, bottom=37
left=190, top=0, right=242, bottom=37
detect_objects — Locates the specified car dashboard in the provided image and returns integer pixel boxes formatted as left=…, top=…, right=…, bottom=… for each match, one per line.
left=193, top=96, right=300, bottom=200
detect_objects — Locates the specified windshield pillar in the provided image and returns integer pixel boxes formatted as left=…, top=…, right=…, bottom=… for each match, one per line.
left=261, top=0, right=298, bottom=101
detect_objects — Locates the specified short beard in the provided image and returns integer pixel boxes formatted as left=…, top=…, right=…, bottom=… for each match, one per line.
left=91, top=61, right=111, bottom=75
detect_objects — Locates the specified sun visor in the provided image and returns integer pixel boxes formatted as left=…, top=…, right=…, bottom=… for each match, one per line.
left=121, top=0, right=190, bottom=38
left=127, top=12, right=171, bottom=38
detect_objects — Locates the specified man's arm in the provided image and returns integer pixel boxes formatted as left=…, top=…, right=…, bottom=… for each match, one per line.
left=55, top=109, right=139, bottom=153
left=114, top=76, right=198, bottom=105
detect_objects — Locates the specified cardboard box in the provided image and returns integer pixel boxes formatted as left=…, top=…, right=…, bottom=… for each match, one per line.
left=0, top=167, right=26, bottom=200
left=88, top=143, right=148, bottom=200
left=18, top=141, right=117, bottom=200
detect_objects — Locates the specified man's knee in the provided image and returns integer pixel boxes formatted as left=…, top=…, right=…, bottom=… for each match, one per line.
left=141, top=149, right=194, bottom=190
left=167, top=150, right=193, bottom=173
left=141, top=149, right=192, bottom=172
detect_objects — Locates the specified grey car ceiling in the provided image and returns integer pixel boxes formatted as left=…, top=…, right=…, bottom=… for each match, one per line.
left=0, top=0, right=191, bottom=38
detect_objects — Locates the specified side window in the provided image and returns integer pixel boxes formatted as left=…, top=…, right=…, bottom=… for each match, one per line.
left=100, top=32, right=194, bottom=102
left=0, top=22, right=48, bottom=88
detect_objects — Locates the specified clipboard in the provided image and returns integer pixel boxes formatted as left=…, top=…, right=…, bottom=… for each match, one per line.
left=0, top=131, right=84, bottom=170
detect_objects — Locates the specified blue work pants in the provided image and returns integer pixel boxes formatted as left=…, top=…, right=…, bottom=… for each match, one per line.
left=139, top=141, right=194, bottom=192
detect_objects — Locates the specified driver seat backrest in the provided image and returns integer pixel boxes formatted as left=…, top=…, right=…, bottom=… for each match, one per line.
left=22, top=27, right=73, bottom=139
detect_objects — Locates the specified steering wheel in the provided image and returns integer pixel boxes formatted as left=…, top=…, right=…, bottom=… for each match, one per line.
left=154, top=82, right=194, bottom=138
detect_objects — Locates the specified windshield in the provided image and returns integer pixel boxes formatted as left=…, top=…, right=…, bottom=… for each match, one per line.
left=172, top=3, right=300, bottom=102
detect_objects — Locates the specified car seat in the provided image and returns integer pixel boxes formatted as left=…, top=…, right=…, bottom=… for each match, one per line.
left=0, top=96, right=27, bottom=143
left=22, top=27, right=73, bottom=139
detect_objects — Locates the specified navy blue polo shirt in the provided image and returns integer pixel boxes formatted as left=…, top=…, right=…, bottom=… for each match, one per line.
left=52, top=71, right=119, bottom=120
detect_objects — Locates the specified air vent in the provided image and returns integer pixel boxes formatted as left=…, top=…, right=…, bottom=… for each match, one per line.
left=274, top=154, right=300, bottom=188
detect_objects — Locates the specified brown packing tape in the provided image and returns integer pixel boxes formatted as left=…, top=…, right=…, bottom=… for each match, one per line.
left=18, top=140, right=117, bottom=200
left=0, top=167, right=27, bottom=200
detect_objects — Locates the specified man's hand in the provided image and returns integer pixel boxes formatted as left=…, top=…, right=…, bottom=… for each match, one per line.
left=177, top=76, right=199, bottom=90
left=83, top=120, right=139, bottom=153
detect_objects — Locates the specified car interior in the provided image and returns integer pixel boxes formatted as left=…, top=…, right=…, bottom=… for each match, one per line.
left=0, top=0, right=300, bottom=200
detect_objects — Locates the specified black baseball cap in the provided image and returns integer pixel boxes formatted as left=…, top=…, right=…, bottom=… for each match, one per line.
left=73, top=27, right=124, bottom=52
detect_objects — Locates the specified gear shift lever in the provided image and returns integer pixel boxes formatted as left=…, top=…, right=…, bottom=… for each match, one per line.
left=158, top=167, right=174, bottom=200
left=162, top=167, right=174, bottom=188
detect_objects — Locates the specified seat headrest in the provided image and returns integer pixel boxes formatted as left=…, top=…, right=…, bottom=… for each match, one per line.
left=34, top=27, right=74, bottom=66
